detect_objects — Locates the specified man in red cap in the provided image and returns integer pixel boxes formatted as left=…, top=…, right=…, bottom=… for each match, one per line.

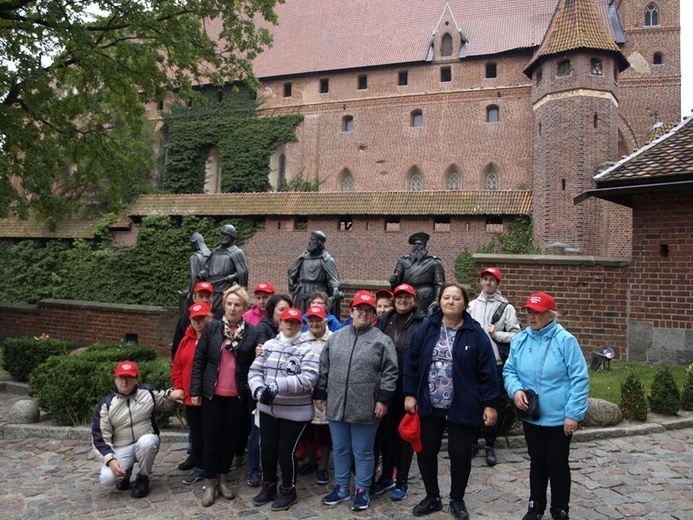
left=243, top=281, right=276, bottom=326
left=92, top=361, right=184, bottom=498
left=467, top=266, right=520, bottom=466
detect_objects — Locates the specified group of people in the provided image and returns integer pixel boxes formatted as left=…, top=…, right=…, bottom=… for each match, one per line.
left=92, top=262, right=589, bottom=520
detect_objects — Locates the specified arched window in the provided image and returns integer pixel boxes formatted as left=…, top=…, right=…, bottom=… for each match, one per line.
left=339, top=169, right=354, bottom=191
left=484, top=168, right=499, bottom=190
left=441, top=33, right=453, bottom=57
left=644, top=3, right=659, bottom=26
left=486, top=105, right=499, bottom=123
left=653, top=52, right=663, bottom=65
left=446, top=170, right=461, bottom=190
left=278, top=154, right=286, bottom=190
left=342, top=115, right=354, bottom=132
left=410, top=172, right=423, bottom=191
left=204, top=147, right=221, bottom=193
left=411, top=109, right=423, bottom=128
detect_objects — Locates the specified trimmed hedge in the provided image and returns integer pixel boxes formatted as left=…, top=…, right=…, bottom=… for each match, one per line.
left=29, top=348, right=173, bottom=426
left=649, top=366, right=680, bottom=415
left=82, top=342, right=158, bottom=363
left=1, top=337, right=73, bottom=382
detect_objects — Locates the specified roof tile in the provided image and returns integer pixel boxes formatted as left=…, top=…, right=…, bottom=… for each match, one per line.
left=0, top=219, right=95, bottom=239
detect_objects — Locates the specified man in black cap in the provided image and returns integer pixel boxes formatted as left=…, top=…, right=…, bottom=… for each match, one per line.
left=288, top=231, right=342, bottom=313
left=199, top=224, right=249, bottom=309
left=389, top=232, right=445, bottom=314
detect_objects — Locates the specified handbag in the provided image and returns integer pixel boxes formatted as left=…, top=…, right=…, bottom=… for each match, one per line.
left=515, top=389, right=540, bottom=420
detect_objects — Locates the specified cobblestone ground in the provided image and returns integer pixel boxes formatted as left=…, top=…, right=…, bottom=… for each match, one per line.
left=1, top=427, right=692, bottom=520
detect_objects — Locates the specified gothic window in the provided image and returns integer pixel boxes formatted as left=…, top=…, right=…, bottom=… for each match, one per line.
left=486, top=105, right=499, bottom=123
left=342, top=115, right=354, bottom=132
left=446, top=171, right=461, bottom=190
left=411, top=109, right=423, bottom=128
left=484, top=169, right=499, bottom=190
left=409, top=169, right=423, bottom=191
left=341, top=171, right=354, bottom=191
left=644, top=3, right=659, bottom=26
left=441, top=33, right=453, bottom=57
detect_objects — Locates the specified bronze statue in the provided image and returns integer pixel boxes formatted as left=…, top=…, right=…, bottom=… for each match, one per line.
left=199, top=224, right=249, bottom=309
left=186, top=232, right=211, bottom=299
left=288, top=231, right=342, bottom=313
left=389, top=232, right=445, bottom=315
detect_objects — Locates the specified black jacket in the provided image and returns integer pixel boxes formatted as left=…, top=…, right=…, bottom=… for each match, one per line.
left=256, top=316, right=279, bottom=346
left=190, top=320, right=257, bottom=402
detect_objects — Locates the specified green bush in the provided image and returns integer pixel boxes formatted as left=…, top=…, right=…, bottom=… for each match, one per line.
left=453, top=248, right=475, bottom=286
left=680, top=365, right=693, bottom=411
left=82, top=342, right=158, bottom=364
left=619, top=372, right=648, bottom=421
left=649, top=366, right=680, bottom=415
left=1, top=337, right=73, bottom=382
left=29, top=355, right=173, bottom=426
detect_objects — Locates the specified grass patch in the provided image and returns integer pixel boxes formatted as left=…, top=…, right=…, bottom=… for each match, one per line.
left=589, top=361, right=687, bottom=404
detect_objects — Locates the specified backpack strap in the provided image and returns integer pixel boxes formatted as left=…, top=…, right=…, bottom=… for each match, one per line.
left=491, top=302, right=508, bottom=325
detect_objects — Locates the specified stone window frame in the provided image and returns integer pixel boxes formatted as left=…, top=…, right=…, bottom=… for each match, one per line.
left=484, top=168, right=499, bottom=191
left=644, top=3, right=659, bottom=27
left=446, top=170, right=462, bottom=190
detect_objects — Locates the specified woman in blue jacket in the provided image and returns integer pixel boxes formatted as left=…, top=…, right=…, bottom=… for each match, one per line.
left=503, top=292, right=589, bottom=520
left=403, top=282, right=500, bottom=520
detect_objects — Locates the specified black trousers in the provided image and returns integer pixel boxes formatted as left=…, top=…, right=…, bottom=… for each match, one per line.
left=374, top=388, right=414, bottom=484
left=417, top=414, right=476, bottom=501
left=201, top=395, right=244, bottom=478
left=185, top=405, right=203, bottom=468
left=523, top=421, right=573, bottom=512
left=259, top=411, right=307, bottom=489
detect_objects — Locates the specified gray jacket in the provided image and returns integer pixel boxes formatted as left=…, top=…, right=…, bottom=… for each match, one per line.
left=314, top=324, right=398, bottom=424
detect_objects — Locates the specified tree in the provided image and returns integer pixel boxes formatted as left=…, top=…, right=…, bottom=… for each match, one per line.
left=0, top=0, right=280, bottom=224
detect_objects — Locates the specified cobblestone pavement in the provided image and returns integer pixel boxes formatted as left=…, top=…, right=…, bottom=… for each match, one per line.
left=2, top=391, right=693, bottom=519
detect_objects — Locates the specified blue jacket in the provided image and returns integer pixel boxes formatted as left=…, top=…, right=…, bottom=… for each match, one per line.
left=403, top=311, right=500, bottom=427
left=503, top=320, right=589, bottom=427
left=301, top=312, right=342, bottom=333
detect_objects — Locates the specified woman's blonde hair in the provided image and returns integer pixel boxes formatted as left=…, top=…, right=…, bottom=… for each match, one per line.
left=222, top=285, right=250, bottom=311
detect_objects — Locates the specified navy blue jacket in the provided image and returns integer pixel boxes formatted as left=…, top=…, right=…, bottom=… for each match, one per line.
left=403, top=311, right=500, bottom=426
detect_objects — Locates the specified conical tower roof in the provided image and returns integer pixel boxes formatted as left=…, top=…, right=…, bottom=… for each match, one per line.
left=524, top=0, right=628, bottom=76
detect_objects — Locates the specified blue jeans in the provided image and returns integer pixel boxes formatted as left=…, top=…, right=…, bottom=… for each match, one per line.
left=247, top=424, right=260, bottom=473
left=329, top=419, right=380, bottom=491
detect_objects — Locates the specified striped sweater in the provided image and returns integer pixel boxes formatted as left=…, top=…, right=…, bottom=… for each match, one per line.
left=248, top=332, right=320, bottom=422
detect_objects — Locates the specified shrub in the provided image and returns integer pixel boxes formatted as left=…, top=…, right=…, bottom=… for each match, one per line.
left=1, top=337, right=73, bottom=382
left=29, top=355, right=173, bottom=426
left=453, top=248, right=475, bottom=286
left=619, top=372, right=648, bottom=421
left=649, top=366, right=680, bottom=415
left=680, top=365, right=693, bottom=411
left=82, top=342, right=158, bottom=364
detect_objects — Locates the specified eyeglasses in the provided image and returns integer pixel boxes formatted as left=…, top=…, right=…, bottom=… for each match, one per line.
left=353, top=307, right=374, bottom=315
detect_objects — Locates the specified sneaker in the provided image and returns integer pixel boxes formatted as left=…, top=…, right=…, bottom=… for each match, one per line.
left=115, top=468, right=132, bottom=491
left=246, top=469, right=261, bottom=487
left=230, top=454, right=245, bottom=470
left=297, top=461, right=319, bottom=475
left=351, top=488, right=370, bottom=511
left=522, top=501, right=545, bottom=520
left=178, top=454, right=196, bottom=471
left=130, top=475, right=150, bottom=498
left=450, top=499, right=470, bottom=520
left=182, top=467, right=205, bottom=485
left=316, top=469, right=330, bottom=485
left=372, top=477, right=395, bottom=495
left=412, top=496, right=443, bottom=517
left=485, top=447, right=498, bottom=466
left=391, top=482, right=408, bottom=501
left=550, top=508, right=569, bottom=520
left=322, top=485, right=351, bottom=506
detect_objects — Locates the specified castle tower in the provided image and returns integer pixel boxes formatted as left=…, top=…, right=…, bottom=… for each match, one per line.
left=527, top=0, right=630, bottom=254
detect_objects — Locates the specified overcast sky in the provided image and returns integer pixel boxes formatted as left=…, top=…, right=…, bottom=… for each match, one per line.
left=682, top=2, right=691, bottom=118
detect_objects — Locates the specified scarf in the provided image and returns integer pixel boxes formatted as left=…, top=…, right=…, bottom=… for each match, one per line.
left=222, top=317, right=245, bottom=353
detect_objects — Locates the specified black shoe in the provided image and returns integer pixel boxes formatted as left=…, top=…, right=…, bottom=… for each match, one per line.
left=450, top=500, right=470, bottom=520
left=412, top=496, right=443, bottom=517
left=485, top=447, right=498, bottom=466
left=115, top=468, right=132, bottom=491
left=550, top=508, right=569, bottom=519
left=297, top=462, right=318, bottom=475
left=178, top=454, right=196, bottom=471
left=523, top=500, right=545, bottom=520
left=271, top=486, right=297, bottom=511
left=130, top=475, right=149, bottom=498
left=252, top=482, right=278, bottom=506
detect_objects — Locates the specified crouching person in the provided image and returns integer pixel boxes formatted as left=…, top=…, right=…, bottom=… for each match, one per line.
left=92, top=360, right=184, bottom=498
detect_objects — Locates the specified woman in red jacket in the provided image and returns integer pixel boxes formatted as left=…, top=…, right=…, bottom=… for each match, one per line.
left=172, top=301, right=212, bottom=485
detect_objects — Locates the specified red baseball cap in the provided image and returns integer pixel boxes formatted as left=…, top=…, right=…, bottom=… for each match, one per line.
left=254, top=282, right=275, bottom=295
left=393, top=283, right=417, bottom=297
left=375, top=289, right=393, bottom=299
left=193, top=281, right=213, bottom=294
left=480, top=267, right=503, bottom=282
left=350, top=290, right=376, bottom=310
left=189, top=302, right=211, bottom=319
left=306, top=305, right=327, bottom=319
left=522, top=292, right=557, bottom=312
left=398, top=412, right=422, bottom=452
left=115, top=360, right=139, bottom=378
left=280, top=307, right=303, bottom=322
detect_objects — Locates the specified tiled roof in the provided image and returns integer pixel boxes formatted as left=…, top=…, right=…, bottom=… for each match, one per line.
left=644, top=122, right=678, bottom=144
left=525, top=0, right=627, bottom=74
left=0, top=219, right=96, bottom=239
left=220, top=0, right=618, bottom=79
left=127, top=191, right=532, bottom=217
left=594, top=117, right=693, bottom=185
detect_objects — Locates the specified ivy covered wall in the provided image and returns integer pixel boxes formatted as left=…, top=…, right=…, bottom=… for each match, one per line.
left=162, top=88, right=303, bottom=193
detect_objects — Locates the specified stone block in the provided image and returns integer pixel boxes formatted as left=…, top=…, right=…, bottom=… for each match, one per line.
left=627, top=322, right=652, bottom=362
left=9, top=399, right=40, bottom=424
left=583, top=398, right=623, bottom=427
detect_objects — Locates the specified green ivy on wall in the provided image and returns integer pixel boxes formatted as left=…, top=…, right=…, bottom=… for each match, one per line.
left=162, top=89, right=303, bottom=194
